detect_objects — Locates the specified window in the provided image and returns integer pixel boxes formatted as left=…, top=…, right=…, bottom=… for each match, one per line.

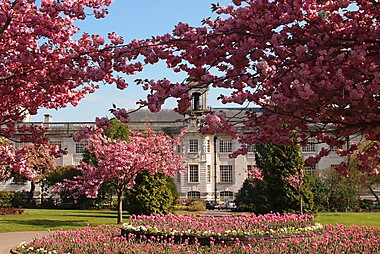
left=187, top=191, right=201, bottom=199
left=207, top=165, right=211, bottom=183
left=49, top=140, right=62, bottom=150
left=247, top=165, right=252, bottom=171
left=304, top=165, right=316, bottom=175
left=219, top=140, right=232, bottom=153
left=177, top=143, right=181, bottom=154
left=75, top=141, right=89, bottom=154
left=206, top=140, right=210, bottom=153
left=220, top=191, right=234, bottom=201
left=220, top=165, right=233, bottom=183
left=189, top=139, right=199, bottom=153
left=188, top=164, right=199, bottom=183
left=302, top=139, right=316, bottom=152
left=247, top=144, right=255, bottom=153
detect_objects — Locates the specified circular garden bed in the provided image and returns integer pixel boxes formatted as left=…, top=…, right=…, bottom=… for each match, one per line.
left=15, top=213, right=380, bottom=253
left=121, top=213, right=323, bottom=245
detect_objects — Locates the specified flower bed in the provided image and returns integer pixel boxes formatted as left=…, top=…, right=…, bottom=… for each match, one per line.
left=15, top=224, right=380, bottom=253
left=0, top=207, right=24, bottom=215
left=121, top=213, right=323, bottom=244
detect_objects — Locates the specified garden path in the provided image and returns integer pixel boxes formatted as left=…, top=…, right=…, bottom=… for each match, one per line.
left=0, top=231, right=49, bottom=254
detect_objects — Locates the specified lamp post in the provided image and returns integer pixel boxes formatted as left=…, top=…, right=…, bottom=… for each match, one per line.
left=214, top=136, right=217, bottom=203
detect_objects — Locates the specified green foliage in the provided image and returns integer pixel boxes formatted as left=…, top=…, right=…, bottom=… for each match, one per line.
left=124, top=172, right=178, bottom=215
left=0, top=191, right=15, bottom=208
left=235, top=178, right=268, bottom=213
left=310, top=169, right=360, bottom=212
left=236, top=143, right=315, bottom=214
left=0, top=191, right=32, bottom=208
left=11, top=191, right=31, bottom=208
left=186, top=200, right=206, bottom=212
left=104, top=118, right=131, bottom=141
left=45, top=166, right=81, bottom=187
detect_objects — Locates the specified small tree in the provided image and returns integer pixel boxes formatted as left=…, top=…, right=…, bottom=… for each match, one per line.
left=17, top=144, right=57, bottom=204
left=310, top=168, right=360, bottom=212
left=81, top=119, right=131, bottom=208
left=125, top=172, right=178, bottom=215
left=237, top=143, right=314, bottom=214
left=59, top=127, right=184, bottom=224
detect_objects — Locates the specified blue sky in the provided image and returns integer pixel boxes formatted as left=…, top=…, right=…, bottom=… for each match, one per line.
left=35, top=0, right=233, bottom=122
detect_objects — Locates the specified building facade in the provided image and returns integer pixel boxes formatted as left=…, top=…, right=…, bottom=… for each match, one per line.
left=1, top=88, right=359, bottom=201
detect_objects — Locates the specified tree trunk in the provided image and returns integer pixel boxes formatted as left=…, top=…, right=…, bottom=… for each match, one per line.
left=117, top=190, right=123, bottom=224
left=40, top=181, right=44, bottom=205
left=29, top=181, right=36, bottom=204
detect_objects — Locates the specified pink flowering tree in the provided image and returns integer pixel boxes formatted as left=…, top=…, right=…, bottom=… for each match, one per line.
left=121, top=0, right=380, bottom=175
left=16, top=144, right=59, bottom=203
left=0, top=0, right=142, bottom=177
left=287, top=169, right=305, bottom=214
left=58, top=127, right=184, bottom=224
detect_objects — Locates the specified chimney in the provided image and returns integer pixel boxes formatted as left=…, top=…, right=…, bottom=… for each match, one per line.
left=44, top=114, right=52, bottom=123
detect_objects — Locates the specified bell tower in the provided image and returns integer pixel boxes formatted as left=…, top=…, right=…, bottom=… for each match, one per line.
left=187, top=80, right=209, bottom=116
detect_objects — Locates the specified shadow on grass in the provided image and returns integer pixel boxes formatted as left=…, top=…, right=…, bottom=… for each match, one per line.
left=63, top=214, right=117, bottom=219
left=1, top=219, right=86, bottom=228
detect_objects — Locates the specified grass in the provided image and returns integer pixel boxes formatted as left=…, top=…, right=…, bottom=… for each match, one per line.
left=1, top=209, right=379, bottom=233
left=0, top=209, right=128, bottom=232
left=316, top=212, right=380, bottom=227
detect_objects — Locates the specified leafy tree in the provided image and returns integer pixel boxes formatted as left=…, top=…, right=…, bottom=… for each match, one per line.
left=309, top=168, right=360, bottom=212
left=124, top=172, right=178, bottom=215
left=237, top=144, right=314, bottom=214
left=348, top=141, right=380, bottom=205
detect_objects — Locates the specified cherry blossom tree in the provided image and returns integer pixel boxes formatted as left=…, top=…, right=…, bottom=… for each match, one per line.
left=0, top=0, right=138, bottom=177
left=57, top=127, right=184, bottom=224
left=122, top=0, right=380, bottom=175
left=0, top=0, right=141, bottom=140
left=16, top=144, right=58, bottom=203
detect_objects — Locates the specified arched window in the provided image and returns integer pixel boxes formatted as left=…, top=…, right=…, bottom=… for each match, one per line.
left=220, top=191, right=234, bottom=201
left=187, top=191, right=201, bottom=200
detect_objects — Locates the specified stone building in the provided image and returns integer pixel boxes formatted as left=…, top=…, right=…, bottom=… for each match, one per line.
left=1, top=86, right=357, bottom=201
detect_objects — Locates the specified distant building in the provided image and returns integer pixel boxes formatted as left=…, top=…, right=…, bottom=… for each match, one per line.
left=1, top=86, right=360, bottom=201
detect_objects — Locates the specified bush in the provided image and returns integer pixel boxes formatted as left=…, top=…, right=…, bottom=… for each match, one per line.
left=0, top=191, right=15, bottom=208
left=0, top=190, right=34, bottom=208
left=124, top=172, right=178, bottom=215
left=186, top=200, right=206, bottom=211
left=12, top=191, right=33, bottom=208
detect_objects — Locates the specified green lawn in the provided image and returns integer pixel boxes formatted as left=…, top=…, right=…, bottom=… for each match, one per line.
left=316, top=212, right=380, bottom=227
left=1, top=210, right=379, bottom=233
left=0, top=209, right=128, bottom=232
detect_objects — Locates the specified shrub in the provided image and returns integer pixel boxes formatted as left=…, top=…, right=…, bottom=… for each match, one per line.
left=124, top=172, right=178, bottom=215
left=187, top=200, right=206, bottom=211
left=0, top=191, right=15, bottom=208
left=12, top=191, right=33, bottom=208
